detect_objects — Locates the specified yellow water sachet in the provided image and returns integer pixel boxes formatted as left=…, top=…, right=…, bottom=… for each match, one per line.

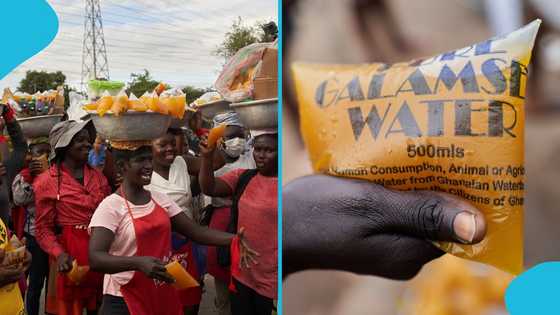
left=292, top=20, right=541, bottom=274
left=0, top=219, right=24, bottom=315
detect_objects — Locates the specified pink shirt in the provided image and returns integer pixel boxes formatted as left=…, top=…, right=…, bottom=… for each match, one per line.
left=220, top=169, right=278, bottom=299
left=89, top=191, right=183, bottom=297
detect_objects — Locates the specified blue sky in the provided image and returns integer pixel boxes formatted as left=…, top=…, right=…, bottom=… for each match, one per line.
left=0, top=0, right=277, bottom=91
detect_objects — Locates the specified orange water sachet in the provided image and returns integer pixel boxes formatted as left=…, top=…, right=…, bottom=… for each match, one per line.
left=173, top=94, right=186, bottom=119
left=96, top=91, right=114, bottom=117
left=155, top=82, right=166, bottom=95
left=142, top=91, right=163, bottom=113
left=111, top=91, right=129, bottom=116
left=67, top=260, right=89, bottom=285
left=83, top=103, right=98, bottom=111
left=207, top=124, right=226, bottom=149
left=166, top=260, right=199, bottom=289
left=128, top=93, right=147, bottom=112
left=291, top=20, right=542, bottom=274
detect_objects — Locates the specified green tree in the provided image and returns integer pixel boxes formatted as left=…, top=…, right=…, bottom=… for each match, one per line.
left=182, top=86, right=211, bottom=105
left=214, top=17, right=277, bottom=60
left=18, top=70, right=66, bottom=94
left=126, top=70, right=160, bottom=97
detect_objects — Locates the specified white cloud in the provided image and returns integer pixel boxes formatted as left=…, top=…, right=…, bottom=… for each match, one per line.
left=0, top=0, right=277, bottom=90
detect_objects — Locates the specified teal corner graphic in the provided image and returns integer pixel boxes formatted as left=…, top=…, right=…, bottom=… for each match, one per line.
left=0, top=0, right=59, bottom=80
left=505, top=262, right=560, bottom=314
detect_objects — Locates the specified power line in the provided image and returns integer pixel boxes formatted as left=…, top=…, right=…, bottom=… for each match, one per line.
left=53, top=6, right=222, bottom=43
left=52, top=0, right=221, bottom=31
left=58, top=18, right=209, bottom=45
left=25, top=52, right=219, bottom=77
left=50, top=36, right=214, bottom=54
left=35, top=46, right=218, bottom=66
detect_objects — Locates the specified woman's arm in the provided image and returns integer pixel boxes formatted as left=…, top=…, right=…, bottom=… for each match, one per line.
left=34, top=187, right=66, bottom=259
left=89, top=227, right=174, bottom=283
left=183, top=152, right=225, bottom=176
left=171, top=212, right=233, bottom=246
left=198, top=146, right=232, bottom=197
left=2, top=106, right=28, bottom=186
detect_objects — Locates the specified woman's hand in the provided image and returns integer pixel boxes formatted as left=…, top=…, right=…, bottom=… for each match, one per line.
left=199, top=135, right=215, bottom=158
left=22, top=249, right=31, bottom=272
left=57, top=252, right=73, bottom=273
left=238, top=227, right=260, bottom=269
left=19, top=238, right=32, bottom=272
left=134, top=256, right=175, bottom=283
left=283, top=175, right=486, bottom=279
left=29, top=159, right=45, bottom=177
left=0, top=249, right=26, bottom=287
left=0, top=104, right=15, bottom=123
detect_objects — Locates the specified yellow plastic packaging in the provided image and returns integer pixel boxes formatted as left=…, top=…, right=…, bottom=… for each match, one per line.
left=172, top=94, right=186, bottom=119
left=96, top=92, right=114, bottom=117
left=207, top=124, right=226, bottom=149
left=155, top=82, right=166, bottom=96
left=292, top=20, right=541, bottom=274
left=111, top=92, right=129, bottom=116
left=142, top=91, right=164, bottom=113
left=128, top=93, right=148, bottom=112
left=402, top=255, right=513, bottom=315
left=0, top=219, right=24, bottom=315
left=83, top=103, right=98, bottom=111
left=67, top=260, right=89, bottom=285
left=160, top=96, right=175, bottom=116
left=166, top=260, right=199, bottom=289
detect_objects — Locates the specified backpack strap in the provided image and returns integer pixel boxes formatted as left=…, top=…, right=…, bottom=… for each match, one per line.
left=227, top=169, right=258, bottom=234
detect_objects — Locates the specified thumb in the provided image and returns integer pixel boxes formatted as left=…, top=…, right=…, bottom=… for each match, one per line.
left=367, top=187, right=487, bottom=244
left=285, top=175, right=486, bottom=245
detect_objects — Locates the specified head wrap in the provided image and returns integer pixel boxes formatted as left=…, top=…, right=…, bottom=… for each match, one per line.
left=212, top=111, right=244, bottom=128
left=251, top=128, right=278, bottom=138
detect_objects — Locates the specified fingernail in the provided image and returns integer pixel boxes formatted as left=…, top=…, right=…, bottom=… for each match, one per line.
left=453, top=212, right=477, bottom=244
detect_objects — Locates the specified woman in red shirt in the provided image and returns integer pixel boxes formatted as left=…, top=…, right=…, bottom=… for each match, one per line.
left=34, top=120, right=111, bottom=315
left=199, top=131, right=278, bottom=315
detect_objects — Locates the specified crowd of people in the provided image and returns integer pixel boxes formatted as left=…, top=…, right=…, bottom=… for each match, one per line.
left=0, top=103, right=278, bottom=315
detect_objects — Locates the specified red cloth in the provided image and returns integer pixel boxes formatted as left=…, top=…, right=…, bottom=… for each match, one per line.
left=11, top=206, right=25, bottom=240
left=2, top=104, right=16, bottom=122
left=195, top=128, right=208, bottom=138
left=19, top=168, right=32, bottom=183
left=120, top=197, right=182, bottom=315
left=172, top=242, right=202, bottom=307
left=228, top=236, right=240, bottom=293
left=220, top=169, right=278, bottom=299
left=56, top=227, right=103, bottom=302
left=206, top=206, right=231, bottom=282
left=34, top=164, right=110, bottom=258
